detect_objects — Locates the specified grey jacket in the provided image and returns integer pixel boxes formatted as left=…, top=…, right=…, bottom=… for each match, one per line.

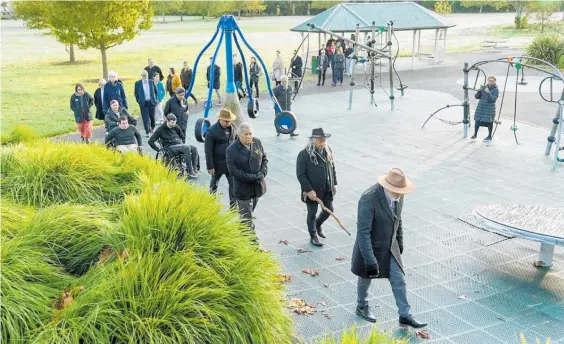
left=351, top=184, right=404, bottom=279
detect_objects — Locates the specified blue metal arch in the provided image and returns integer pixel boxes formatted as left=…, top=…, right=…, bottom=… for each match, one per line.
left=233, top=32, right=252, bottom=104
left=204, top=28, right=225, bottom=119
left=184, top=27, right=221, bottom=101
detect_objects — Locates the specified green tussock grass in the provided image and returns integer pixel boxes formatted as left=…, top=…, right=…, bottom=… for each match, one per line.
left=1, top=125, right=39, bottom=145
left=1, top=140, right=293, bottom=343
left=315, top=325, right=405, bottom=344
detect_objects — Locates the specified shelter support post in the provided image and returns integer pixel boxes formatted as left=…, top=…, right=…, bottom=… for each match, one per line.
left=463, top=62, right=470, bottom=138
left=538, top=243, right=554, bottom=267
left=318, top=33, right=321, bottom=55
left=443, top=28, right=447, bottom=53
left=434, top=28, right=439, bottom=65
left=370, top=22, right=376, bottom=105
left=300, top=32, right=305, bottom=57
left=411, top=30, right=417, bottom=70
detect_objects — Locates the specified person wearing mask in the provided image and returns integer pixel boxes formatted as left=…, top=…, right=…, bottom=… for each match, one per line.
left=316, top=49, right=329, bottom=86
left=103, top=71, right=128, bottom=112
left=233, top=53, right=246, bottom=99
left=332, top=47, right=345, bottom=86
left=273, top=75, right=298, bottom=138
left=205, top=108, right=237, bottom=209
left=166, top=67, right=182, bottom=98
left=290, top=50, right=303, bottom=92
left=93, top=79, right=106, bottom=121
left=471, top=76, right=499, bottom=142
left=154, top=72, right=166, bottom=125
left=226, top=122, right=268, bottom=237
left=105, top=116, right=143, bottom=154
left=145, top=58, right=164, bottom=81
left=164, top=87, right=190, bottom=143
left=180, top=61, right=198, bottom=105
left=351, top=168, right=427, bottom=331
left=207, top=57, right=222, bottom=105
left=105, top=99, right=137, bottom=134
left=149, top=114, right=199, bottom=178
left=70, top=83, right=94, bottom=144
left=134, top=70, right=157, bottom=138
left=249, top=57, right=261, bottom=98
left=272, top=50, right=284, bottom=86
left=296, top=128, right=337, bottom=246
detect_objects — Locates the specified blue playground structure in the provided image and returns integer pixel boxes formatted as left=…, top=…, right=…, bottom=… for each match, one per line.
left=184, top=15, right=297, bottom=142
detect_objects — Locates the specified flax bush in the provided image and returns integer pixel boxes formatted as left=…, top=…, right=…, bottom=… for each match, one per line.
left=1, top=141, right=294, bottom=343
left=526, top=35, right=564, bottom=66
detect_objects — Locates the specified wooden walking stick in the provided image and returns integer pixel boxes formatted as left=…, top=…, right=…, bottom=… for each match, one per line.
left=304, top=192, right=351, bottom=236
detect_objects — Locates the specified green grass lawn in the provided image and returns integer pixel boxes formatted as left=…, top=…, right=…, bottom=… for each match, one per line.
left=486, top=21, right=564, bottom=39
left=0, top=18, right=306, bottom=139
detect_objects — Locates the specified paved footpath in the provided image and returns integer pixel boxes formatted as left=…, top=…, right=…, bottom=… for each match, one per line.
left=56, top=61, right=563, bottom=343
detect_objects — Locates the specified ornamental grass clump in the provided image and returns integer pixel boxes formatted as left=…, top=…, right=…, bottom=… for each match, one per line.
left=0, top=200, right=35, bottom=239
left=1, top=234, right=71, bottom=343
left=22, top=204, right=119, bottom=275
left=1, top=125, right=39, bottom=145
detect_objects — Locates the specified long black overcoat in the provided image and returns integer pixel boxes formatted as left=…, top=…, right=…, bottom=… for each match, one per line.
left=204, top=121, right=235, bottom=175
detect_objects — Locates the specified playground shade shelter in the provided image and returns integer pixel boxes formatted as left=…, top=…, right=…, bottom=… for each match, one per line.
left=291, top=1, right=455, bottom=66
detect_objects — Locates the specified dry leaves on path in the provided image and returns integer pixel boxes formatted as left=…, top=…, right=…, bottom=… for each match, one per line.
left=335, top=257, right=345, bottom=261
left=301, top=268, right=320, bottom=277
left=278, top=239, right=289, bottom=245
left=416, top=330, right=431, bottom=339
left=287, top=298, right=316, bottom=315
left=275, top=273, right=293, bottom=284
left=297, top=248, right=313, bottom=254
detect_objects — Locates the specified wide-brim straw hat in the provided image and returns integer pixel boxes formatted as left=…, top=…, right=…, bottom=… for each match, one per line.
left=377, top=168, right=415, bottom=195
left=216, top=108, right=236, bottom=121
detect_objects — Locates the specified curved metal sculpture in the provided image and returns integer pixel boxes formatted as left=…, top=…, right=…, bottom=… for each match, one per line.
left=185, top=15, right=297, bottom=142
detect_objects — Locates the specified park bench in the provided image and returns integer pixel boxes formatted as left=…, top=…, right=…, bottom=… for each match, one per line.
left=474, top=204, right=564, bottom=267
left=480, top=40, right=509, bottom=50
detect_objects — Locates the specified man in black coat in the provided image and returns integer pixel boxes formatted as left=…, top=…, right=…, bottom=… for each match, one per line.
left=207, top=57, right=222, bottom=105
left=233, top=53, right=246, bottom=99
left=226, top=122, right=267, bottom=236
left=296, top=128, right=336, bottom=246
left=290, top=50, right=303, bottom=91
left=144, top=58, right=164, bottom=81
left=205, top=108, right=237, bottom=209
left=351, top=168, right=426, bottom=329
left=164, top=87, right=190, bottom=142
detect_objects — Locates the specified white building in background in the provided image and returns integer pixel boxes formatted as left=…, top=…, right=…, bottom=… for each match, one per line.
left=1, top=0, right=14, bottom=19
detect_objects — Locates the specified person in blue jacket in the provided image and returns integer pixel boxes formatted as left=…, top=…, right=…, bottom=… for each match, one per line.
left=471, top=75, right=499, bottom=142
left=134, top=69, right=157, bottom=137
left=153, top=72, right=166, bottom=124
left=103, top=71, right=128, bottom=112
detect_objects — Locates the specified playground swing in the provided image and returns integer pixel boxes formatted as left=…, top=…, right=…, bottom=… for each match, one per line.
left=185, top=15, right=298, bottom=143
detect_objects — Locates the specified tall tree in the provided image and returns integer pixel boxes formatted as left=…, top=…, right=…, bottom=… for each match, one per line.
left=49, top=1, right=153, bottom=78
left=12, top=1, right=80, bottom=62
left=310, top=1, right=341, bottom=10
left=527, top=0, right=560, bottom=32
left=460, top=1, right=509, bottom=13
left=433, top=0, right=453, bottom=15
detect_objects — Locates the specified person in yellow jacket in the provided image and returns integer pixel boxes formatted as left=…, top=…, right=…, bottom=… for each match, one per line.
left=166, top=67, right=182, bottom=97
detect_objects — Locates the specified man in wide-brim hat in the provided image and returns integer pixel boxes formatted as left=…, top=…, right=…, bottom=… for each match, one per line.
left=351, top=168, right=427, bottom=329
left=296, top=128, right=337, bottom=247
left=205, top=108, right=237, bottom=208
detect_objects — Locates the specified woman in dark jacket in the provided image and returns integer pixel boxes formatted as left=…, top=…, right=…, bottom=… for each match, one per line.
left=104, top=99, right=137, bottom=134
left=332, top=47, right=345, bottom=86
left=70, top=83, right=95, bottom=143
left=290, top=50, right=303, bottom=91
left=233, top=54, right=246, bottom=99
left=93, top=79, right=106, bottom=120
left=103, top=71, right=128, bottom=112
left=180, top=61, right=198, bottom=104
left=249, top=57, right=261, bottom=98
left=296, top=128, right=337, bottom=246
left=472, top=75, right=499, bottom=142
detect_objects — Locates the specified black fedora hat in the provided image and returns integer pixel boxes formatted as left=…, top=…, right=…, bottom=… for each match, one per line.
left=309, top=128, right=331, bottom=139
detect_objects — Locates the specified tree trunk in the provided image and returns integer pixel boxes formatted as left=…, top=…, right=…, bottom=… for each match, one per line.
left=180, top=14, right=184, bottom=21
left=479, top=5, right=483, bottom=13
left=69, top=43, right=75, bottom=63
left=162, top=13, right=166, bottom=23
left=238, top=8, right=241, bottom=19
left=100, top=44, right=108, bottom=79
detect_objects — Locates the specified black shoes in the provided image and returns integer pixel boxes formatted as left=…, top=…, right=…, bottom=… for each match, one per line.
left=356, top=305, right=377, bottom=323
left=290, top=133, right=299, bottom=137
left=399, top=316, right=427, bottom=329
left=470, top=134, right=477, bottom=139
left=315, top=220, right=326, bottom=238
left=310, top=233, right=323, bottom=247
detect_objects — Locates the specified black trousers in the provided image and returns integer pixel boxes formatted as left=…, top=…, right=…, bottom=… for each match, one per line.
left=252, top=81, right=259, bottom=97
left=209, top=172, right=236, bottom=208
left=167, top=144, right=198, bottom=172
left=473, top=120, right=493, bottom=137
left=306, top=191, right=333, bottom=234
left=140, top=101, right=155, bottom=134
left=317, top=69, right=326, bottom=85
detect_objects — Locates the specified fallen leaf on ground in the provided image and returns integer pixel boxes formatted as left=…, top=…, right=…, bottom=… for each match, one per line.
left=97, top=245, right=113, bottom=264
left=457, top=295, right=468, bottom=300
left=118, top=248, right=130, bottom=260
left=301, top=269, right=320, bottom=277
left=318, top=301, right=327, bottom=306
left=275, top=274, right=292, bottom=283
left=323, top=283, right=329, bottom=288
left=335, top=257, right=345, bottom=261
left=533, top=261, right=546, bottom=267
left=278, top=239, right=289, bottom=245
left=415, top=330, right=430, bottom=339
left=258, top=248, right=270, bottom=253
left=287, top=298, right=316, bottom=315
left=297, top=248, right=313, bottom=254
